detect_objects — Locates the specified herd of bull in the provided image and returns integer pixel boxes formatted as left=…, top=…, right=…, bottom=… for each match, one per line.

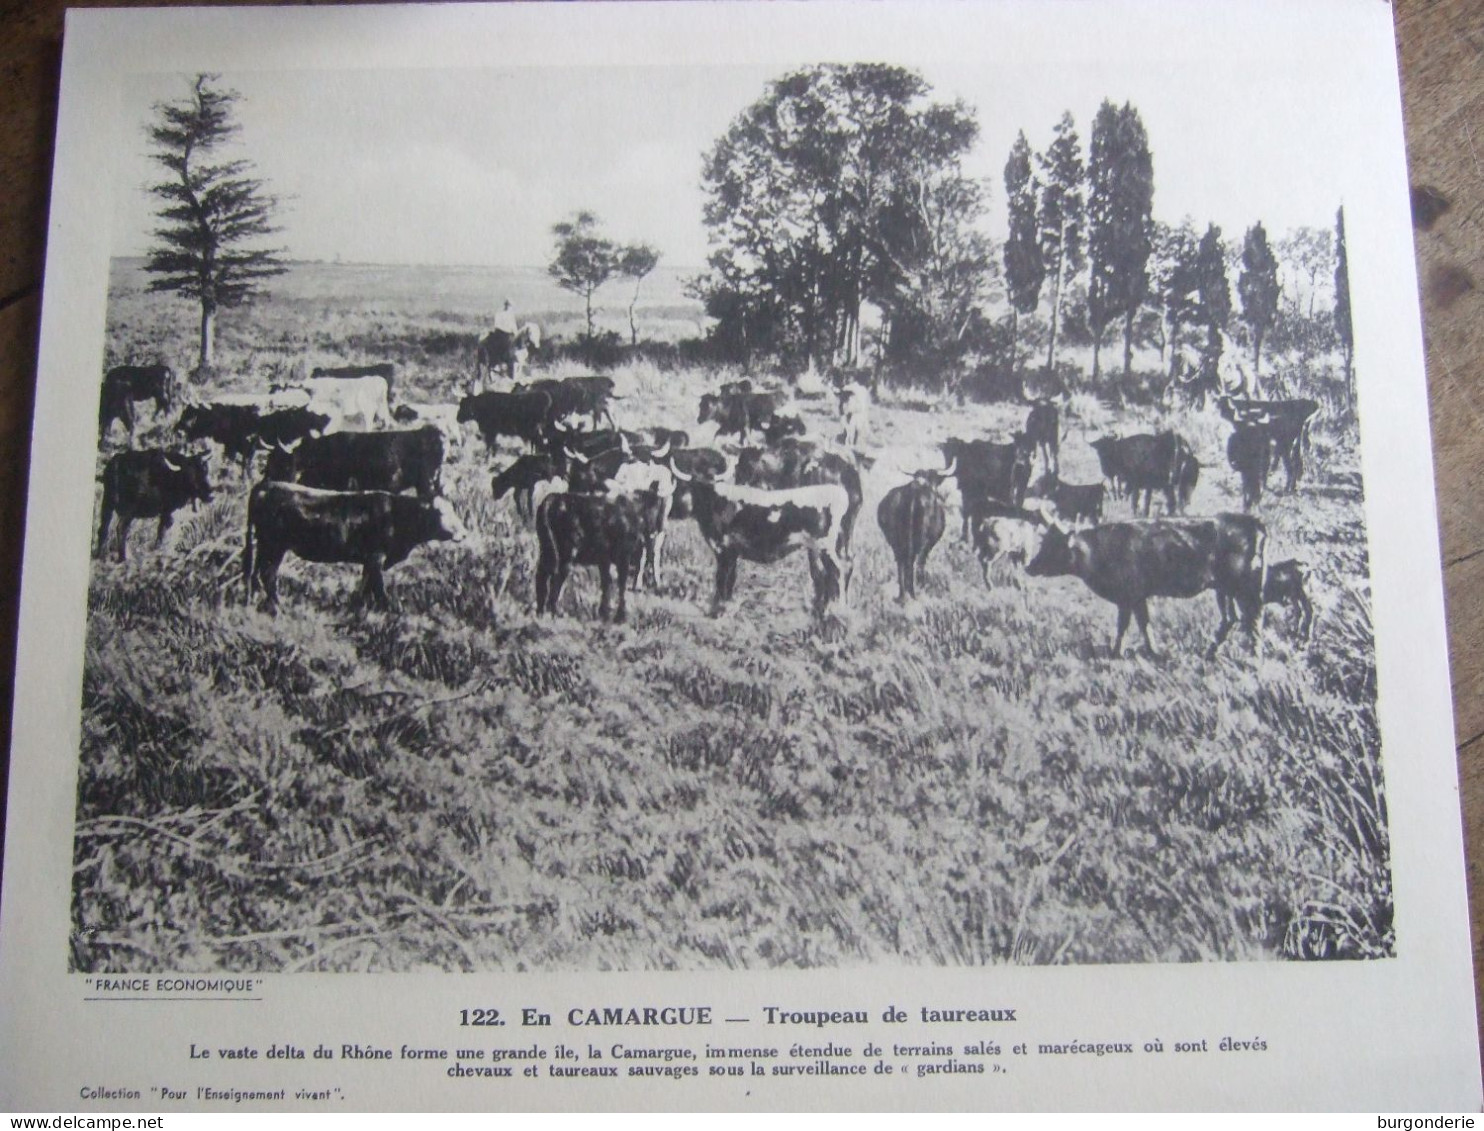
left=90, top=358, right=1322, bottom=657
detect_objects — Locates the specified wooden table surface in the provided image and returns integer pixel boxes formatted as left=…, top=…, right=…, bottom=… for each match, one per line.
left=1, top=0, right=1481, bottom=1074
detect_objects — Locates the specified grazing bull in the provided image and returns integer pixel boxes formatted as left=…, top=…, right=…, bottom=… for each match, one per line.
left=520, top=376, right=616, bottom=431
left=1090, top=432, right=1199, bottom=516
left=177, top=403, right=263, bottom=475
left=263, top=426, right=444, bottom=500
left=676, top=475, right=852, bottom=619
left=243, top=482, right=466, bottom=613
left=303, top=375, right=393, bottom=432
left=941, top=434, right=1034, bottom=538
left=99, top=364, right=176, bottom=438
left=457, top=389, right=552, bottom=450
left=1226, top=423, right=1273, bottom=511
left=1030, top=471, right=1104, bottom=526
left=837, top=383, right=871, bottom=448
left=698, top=390, right=778, bottom=443
left=176, top=402, right=327, bottom=477
left=877, top=467, right=951, bottom=601
left=534, top=489, right=662, bottom=623
left=475, top=323, right=541, bottom=386
left=94, top=449, right=212, bottom=562
left=492, top=453, right=568, bottom=521
left=1024, top=398, right=1060, bottom=475
left=310, top=361, right=395, bottom=397
left=1026, top=513, right=1268, bottom=657
left=1217, top=397, right=1319, bottom=493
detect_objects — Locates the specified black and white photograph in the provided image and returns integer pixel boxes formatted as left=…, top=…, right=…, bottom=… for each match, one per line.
left=3, top=0, right=1479, bottom=1112
left=69, top=37, right=1390, bottom=974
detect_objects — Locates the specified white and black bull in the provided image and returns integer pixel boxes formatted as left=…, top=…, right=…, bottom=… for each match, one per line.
left=673, top=469, right=852, bottom=620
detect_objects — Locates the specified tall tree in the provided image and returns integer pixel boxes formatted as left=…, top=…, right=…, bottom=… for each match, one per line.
left=1334, top=205, right=1354, bottom=390
left=144, top=74, right=287, bottom=370
left=1085, top=100, right=1154, bottom=381
left=1037, top=111, right=1084, bottom=375
left=1002, top=130, right=1044, bottom=373
left=550, top=211, right=620, bottom=339
left=873, top=107, right=993, bottom=380
left=700, top=64, right=980, bottom=372
left=1153, top=218, right=1201, bottom=377
left=1195, top=223, right=1231, bottom=386
left=617, top=243, right=661, bottom=346
left=1278, top=225, right=1334, bottom=317
left=1238, top=221, right=1281, bottom=384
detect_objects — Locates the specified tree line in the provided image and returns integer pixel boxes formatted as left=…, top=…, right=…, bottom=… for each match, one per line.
left=692, top=63, right=1355, bottom=398
left=137, top=70, right=1354, bottom=397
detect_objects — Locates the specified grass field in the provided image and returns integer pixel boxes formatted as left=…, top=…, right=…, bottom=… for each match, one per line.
left=70, top=261, right=1389, bottom=972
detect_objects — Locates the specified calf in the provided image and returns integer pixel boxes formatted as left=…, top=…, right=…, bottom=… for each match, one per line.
left=99, top=364, right=176, bottom=438
left=971, top=502, right=1049, bottom=588
left=263, top=426, right=444, bottom=500
left=837, top=382, right=871, bottom=448
left=1226, top=423, right=1273, bottom=511
left=941, top=434, right=1034, bottom=538
left=1024, top=398, right=1060, bottom=475
left=680, top=477, right=852, bottom=619
left=1026, top=513, right=1267, bottom=657
left=492, top=453, right=568, bottom=521
left=698, top=390, right=778, bottom=443
left=876, top=469, right=950, bottom=601
left=534, top=489, right=661, bottom=623
left=1256, top=558, right=1314, bottom=641
left=243, top=482, right=466, bottom=613
left=94, top=449, right=212, bottom=562
left=1030, top=471, right=1104, bottom=526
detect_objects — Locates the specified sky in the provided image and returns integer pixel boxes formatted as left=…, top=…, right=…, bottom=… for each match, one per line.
left=108, top=15, right=1379, bottom=270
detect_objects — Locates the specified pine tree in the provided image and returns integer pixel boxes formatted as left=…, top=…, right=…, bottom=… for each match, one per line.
left=1003, top=131, right=1044, bottom=375
left=1195, top=223, right=1231, bottom=386
left=144, top=74, right=287, bottom=370
left=1037, top=111, right=1084, bottom=376
left=550, top=212, right=620, bottom=339
left=1334, top=205, right=1354, bottom=392
left=1086, top=101, right=1154, bottom=381
left=1238, top=221, right=1281, bottom=386
left=618, top=244, right=661, bottom=346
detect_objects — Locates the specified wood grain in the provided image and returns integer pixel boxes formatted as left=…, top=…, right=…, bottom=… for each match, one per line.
left=0, top=0, right=1479, bottom=1065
